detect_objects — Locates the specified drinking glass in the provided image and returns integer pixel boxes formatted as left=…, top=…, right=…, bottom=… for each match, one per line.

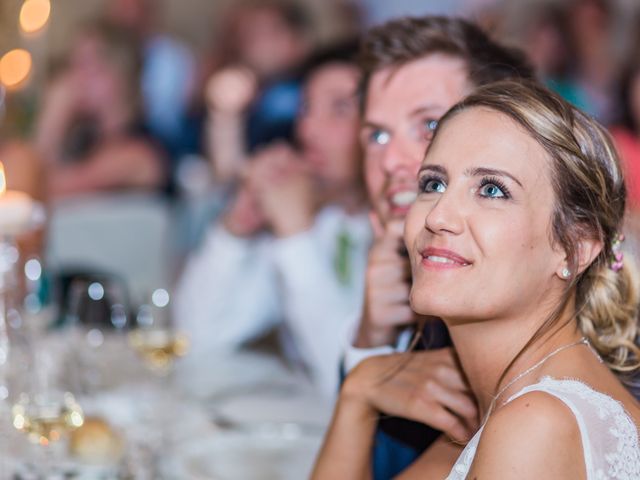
left=65, top=275, right=129, bottom=393
left=11, top=347, right=84, bottom=478
left=128, top=288, right=189, bottom=376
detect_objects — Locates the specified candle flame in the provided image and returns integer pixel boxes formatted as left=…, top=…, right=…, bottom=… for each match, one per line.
left=0, top=162, right=6, bottom=194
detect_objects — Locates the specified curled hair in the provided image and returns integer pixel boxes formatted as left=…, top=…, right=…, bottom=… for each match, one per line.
left=433, top=80, right=640, bottom=381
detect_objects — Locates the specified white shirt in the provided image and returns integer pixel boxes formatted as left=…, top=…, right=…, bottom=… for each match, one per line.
left=174, top=205, right=372, bottom=396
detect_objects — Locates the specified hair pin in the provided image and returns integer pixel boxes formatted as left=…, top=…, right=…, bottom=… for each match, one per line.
left=610, top=233, right=624, bottom=272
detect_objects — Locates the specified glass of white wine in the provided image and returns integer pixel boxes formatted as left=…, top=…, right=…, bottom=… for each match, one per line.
left=128, top=288, right=189, bottom=376
left=11, top=349, right=84, bottom=478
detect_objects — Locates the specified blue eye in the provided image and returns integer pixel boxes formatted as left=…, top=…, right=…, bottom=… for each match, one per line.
left=423, top=119, right=438, bottom=139
left=478, top=177, right=510, bottom=199
left=479, top=183, right=504, bottom=198
left=419, top=176, right=446, bottom=193
left=370, top=129, right=390, bottom=145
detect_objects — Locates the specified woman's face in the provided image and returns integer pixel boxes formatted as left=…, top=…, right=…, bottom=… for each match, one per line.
left=70, top=33, right=127, bottom=113
left=405, top=107, right=566, bottom=325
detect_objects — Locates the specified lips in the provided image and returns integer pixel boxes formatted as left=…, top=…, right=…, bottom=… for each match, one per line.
left=419, top=247, right=472, bottom=269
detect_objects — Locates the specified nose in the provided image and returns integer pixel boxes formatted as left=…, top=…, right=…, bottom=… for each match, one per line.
left=424, top=188, right=465, bottom=236
left=381, top=135, right=420, bottom=177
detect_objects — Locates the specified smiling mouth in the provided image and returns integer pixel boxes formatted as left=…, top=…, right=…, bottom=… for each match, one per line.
left=420, top=248, right=472, bottom=269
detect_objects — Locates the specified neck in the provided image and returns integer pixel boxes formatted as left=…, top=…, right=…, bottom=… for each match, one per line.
left=447, top=295, right=583, bottom=415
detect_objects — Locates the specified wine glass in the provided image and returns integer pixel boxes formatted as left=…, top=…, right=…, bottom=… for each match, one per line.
left=126, top=289, right=189, bottom=474
left=64, top=275, right=130, bottom=393
left=128, top=288, right=189, bottom=376
left=11, top=347, right=84, bottom=478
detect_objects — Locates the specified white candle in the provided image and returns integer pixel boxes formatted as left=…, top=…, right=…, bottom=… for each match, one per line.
left=0, top=162, right=35, bottom=235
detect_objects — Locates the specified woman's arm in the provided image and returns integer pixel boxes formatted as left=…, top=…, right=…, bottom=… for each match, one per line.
left=204, top=67, right=257, bottom=184
left=48, top=138, right=165, bottom=198
left=311, top=386, right=378, bottom=479
left=394, top=436, right=464, bottom=480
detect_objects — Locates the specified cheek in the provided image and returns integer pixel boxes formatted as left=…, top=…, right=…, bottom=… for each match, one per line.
left=471, top=210, right=556, bottom=289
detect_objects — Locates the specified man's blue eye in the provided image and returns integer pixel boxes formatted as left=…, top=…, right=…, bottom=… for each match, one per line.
left=370, top=130, right=390, bottom=145
left=479, top=183, right=505, bottom=198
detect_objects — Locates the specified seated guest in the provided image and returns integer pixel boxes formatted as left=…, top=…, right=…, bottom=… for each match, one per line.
left=341, top=16, right=534, bottom=479
left=34, top=20, right=166, bottom=198
left=174, top=43, right=370, bottom=395
left=611, top=57, right=640, bottom=209
left=313, top=80, right=640, bottom=479
left=192, top=0, right=314, bottom=179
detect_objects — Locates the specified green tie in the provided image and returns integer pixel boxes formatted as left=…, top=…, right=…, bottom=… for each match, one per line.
left=334, top=229, right=353, bottom=286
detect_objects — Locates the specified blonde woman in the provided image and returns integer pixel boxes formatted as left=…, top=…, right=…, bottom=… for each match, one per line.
left=313, top=81, right=640, bottom=478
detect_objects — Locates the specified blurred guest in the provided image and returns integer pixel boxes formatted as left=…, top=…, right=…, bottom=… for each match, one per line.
left=195, top=0, right=314, bottom=182
left=565, top=0, right=619, bottom=123
left=517, top=3, right=589, bottom=112
left=612, top=58, right=640, bottom=210
left=174, top=43, right=370, bottom=395
left=106, top=0, right=196, bottom=161
left=34, top=20, right=166, bottom=199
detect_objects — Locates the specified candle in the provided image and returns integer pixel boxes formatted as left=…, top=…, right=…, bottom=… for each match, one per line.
left=0, top=162, right=35, bottom=235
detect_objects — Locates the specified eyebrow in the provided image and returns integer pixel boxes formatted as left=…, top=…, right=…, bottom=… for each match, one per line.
left=467, top=167, right=523, bottom=188
left=408, top=105, right=445, bottom=118
left=418, top=165, right=524, bottom=188
left=363, top=104, right=445, bottom=130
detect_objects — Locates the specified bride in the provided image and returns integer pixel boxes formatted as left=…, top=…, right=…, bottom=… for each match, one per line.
left=312, top=80, right=640, bottom=479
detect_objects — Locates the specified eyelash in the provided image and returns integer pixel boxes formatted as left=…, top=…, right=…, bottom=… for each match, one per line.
left=418, top=175, right=445, bottom=193
left=479, top=176, right=511, bottom=199
left=417, top=175, right=512, bottom=199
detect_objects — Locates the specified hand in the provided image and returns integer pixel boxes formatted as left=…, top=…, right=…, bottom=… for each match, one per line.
left=205, top=66, right=257, bottom=114
left=354, top=215, right=415, bottom=348
left=342, top=348, right=479, bottom=443
left=247, top=144, right=316, bottom=237
left=222, top=182, right=267, bottom=237
left=42, top=71, right=81, bottom=121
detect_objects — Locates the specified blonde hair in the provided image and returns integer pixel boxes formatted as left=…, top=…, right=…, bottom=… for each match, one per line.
left=433, top=80, right=640, bottom=381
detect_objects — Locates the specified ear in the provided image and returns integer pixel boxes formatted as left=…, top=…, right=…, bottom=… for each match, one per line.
left=556, top=237, right=603, bottom=280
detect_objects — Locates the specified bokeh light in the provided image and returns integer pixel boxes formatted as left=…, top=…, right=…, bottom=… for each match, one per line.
left=19, top=0, right=51, bottom=34
left=0, top=49, right=32, bottom=89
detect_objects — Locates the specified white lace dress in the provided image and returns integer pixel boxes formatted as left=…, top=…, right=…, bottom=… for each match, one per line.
left=446, top=377, right=640, bottom=479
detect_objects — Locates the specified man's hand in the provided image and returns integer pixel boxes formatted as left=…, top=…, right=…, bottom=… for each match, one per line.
left=354, top=215, right=414, bottom=348
left=248, top=143, right=316, bottom=237
left=222, top=182, right=267, bottom=237
left=342, top=348, right=479, bottom=443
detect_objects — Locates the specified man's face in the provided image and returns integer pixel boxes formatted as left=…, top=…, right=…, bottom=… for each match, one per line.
left=361, top=54, right=471, bottom=227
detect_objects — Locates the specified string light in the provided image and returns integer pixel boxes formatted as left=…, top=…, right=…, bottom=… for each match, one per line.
left=0, top=49, right=32, bottom=89
left=19, top=0, right=51, bottom=34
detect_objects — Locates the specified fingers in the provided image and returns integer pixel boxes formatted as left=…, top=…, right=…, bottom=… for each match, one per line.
left=418, top=403, right=473, bottom=444
left=369, top=211, right=384, bottom=238
left=419, top=379, right=478, bottom=431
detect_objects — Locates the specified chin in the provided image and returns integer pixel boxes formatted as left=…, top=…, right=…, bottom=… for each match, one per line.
left=410, top=289, right=453, bottom=318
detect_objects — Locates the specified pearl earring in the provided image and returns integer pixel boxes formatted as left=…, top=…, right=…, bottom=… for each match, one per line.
left=561, top=267, right=571, bottom=279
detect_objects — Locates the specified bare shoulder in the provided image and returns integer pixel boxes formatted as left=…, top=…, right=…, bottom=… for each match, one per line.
left=468, top=391, right=586, bottom=480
